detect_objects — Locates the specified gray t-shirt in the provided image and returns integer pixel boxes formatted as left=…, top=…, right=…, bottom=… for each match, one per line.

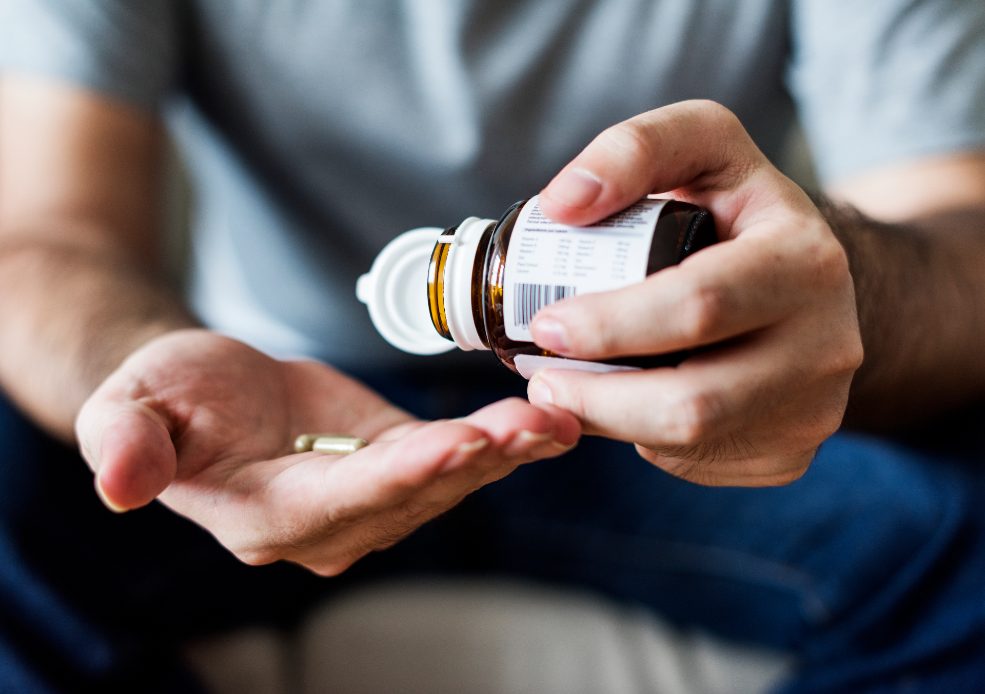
left=2, top=1, right=984, bottom=371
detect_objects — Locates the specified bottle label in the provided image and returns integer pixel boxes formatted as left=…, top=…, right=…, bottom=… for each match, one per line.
left=503, top=195, right=668, bottom=341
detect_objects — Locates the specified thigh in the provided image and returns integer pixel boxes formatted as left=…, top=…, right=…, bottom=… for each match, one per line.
left=437, top=414, right=985, bottom=691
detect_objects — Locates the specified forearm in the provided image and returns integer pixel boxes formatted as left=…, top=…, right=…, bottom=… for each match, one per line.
left=817, top=197, right=985, bottom=430
left=0, top=234, right=197, bottom=441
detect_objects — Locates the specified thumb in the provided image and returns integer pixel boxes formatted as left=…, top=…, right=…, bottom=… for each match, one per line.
left=539, top=100, right=766, bottom=227
left=76, top=399, right=177, bottom=512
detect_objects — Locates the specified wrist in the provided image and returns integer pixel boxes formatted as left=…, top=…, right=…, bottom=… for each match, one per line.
left=808, top=193, right=983, bottom=429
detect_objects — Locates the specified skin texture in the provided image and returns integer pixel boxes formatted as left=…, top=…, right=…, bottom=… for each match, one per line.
left=528, top=100, right=985, bottom=486
left=0, top=76, right=580, bottom=575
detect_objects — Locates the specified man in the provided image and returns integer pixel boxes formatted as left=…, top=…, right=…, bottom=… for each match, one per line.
left=1, top=1, right=984, bottom=692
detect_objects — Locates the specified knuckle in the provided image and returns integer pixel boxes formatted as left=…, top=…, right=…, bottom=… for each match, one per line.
left=234, top=545, right=281, bottom=567
left=559, top=383, right=591, bottom=424
left=847, top=336, right=865, bottom=371
left=598, top=120, right=657, bottom=167
left=815, top=327, right=864, bottom=378
left=804, top=228, right=851, bottom=288
left=665, top=390, right=723, bottom=445
left=578, top=315, right=617, bottom=357
left=813, top=410, right=844, bottom=443
left=831, top=334, right=865, bottom=375
left=686, top=100, right=760, bottom=179
left=692, top=100, right=741, bottom=130
left=679, top=282, right=729, bottom=343
left=687, top=100, right=746, bottom=146
left=308, top=557, right=356, bottom=578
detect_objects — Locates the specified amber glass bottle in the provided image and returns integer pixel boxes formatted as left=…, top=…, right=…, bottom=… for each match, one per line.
left=357, top=195, right=715, bottom=377
left=422, top=196, right=716, bottom=377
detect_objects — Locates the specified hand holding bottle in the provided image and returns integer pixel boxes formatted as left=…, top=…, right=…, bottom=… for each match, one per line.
left=527, top=100, right=863, bottom=487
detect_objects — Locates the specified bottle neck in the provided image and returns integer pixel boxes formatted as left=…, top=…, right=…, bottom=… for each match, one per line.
left=426, top=217, right=495, bottom=351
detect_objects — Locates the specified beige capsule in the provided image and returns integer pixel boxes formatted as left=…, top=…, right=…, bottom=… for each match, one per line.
left=294, top=433, right=368, bottom=455
left=313, top=436, right=368, bottom=455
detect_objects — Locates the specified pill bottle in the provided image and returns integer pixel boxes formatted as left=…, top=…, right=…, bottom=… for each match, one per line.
left=357, top=195, right=715, bottom=378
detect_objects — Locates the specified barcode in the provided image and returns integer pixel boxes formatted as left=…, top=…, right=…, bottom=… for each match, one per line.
left=513, top=283, right=576, bottom=328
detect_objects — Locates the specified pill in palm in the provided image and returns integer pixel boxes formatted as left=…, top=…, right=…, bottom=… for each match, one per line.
left=294, top=433, right=367, bottom=454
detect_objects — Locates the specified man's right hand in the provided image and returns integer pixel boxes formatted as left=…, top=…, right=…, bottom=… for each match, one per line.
left=76, top=329, right=580, bottom=576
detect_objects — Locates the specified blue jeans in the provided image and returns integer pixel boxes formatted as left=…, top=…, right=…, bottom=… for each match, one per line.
left=2, top=367, right=984, bottom=693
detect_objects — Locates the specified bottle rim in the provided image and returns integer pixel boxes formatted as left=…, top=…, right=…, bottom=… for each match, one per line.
left=439, top=217, right=495, bottom=351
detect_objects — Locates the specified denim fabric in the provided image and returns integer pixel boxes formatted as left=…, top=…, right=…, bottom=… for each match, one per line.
left=1, top=369, right=983, bottom=693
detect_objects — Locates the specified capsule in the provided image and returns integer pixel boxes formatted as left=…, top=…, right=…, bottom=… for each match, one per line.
left=294, top=433, right=368, bottom=455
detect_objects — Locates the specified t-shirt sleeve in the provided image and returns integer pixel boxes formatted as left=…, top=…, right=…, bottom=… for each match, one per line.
left=788, top=0, right=985, bottom=185
left=0, top=0, right=180, bottom=111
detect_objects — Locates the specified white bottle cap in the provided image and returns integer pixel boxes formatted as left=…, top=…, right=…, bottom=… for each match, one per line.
left=356, top=227, right=456, bottom=355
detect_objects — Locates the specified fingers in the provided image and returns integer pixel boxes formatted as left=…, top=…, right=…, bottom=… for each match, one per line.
left=527, top=326, right=854, bottom=486
left=527, top=343, right=775, bottom=446
left=320, top=400, right=578, bottom=512
left=285, top=407, right=580, bottom=577
left=525, top=101, right=862, bottom=490
left=218, top=398, right=581, bottom=572
left=326, top=420, right=493, bottom=513
left=529, top=233, right=815, bottom=360
left=76, top=398, right=177, bottom=511
left=191, top=419, right=491, bottom=567
left=539, top=100, right=767, bottom=226
left=458, top=397, right=581, bottom=454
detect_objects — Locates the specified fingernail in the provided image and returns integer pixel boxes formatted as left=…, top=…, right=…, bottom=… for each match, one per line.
left=545, top=167, right=603, bottom=209
left=527, top=377, right=554, bottom=406
left=505, top=430, right=554, bottom=457
left=443, top=437, right=489, bottom=471
left=531, top=318, right=570, bottom=353
left=95, top=478, right=128, bottom=514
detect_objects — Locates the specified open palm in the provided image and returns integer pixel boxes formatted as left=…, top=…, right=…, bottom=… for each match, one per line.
left=76, top=330, right=580, bottom=575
